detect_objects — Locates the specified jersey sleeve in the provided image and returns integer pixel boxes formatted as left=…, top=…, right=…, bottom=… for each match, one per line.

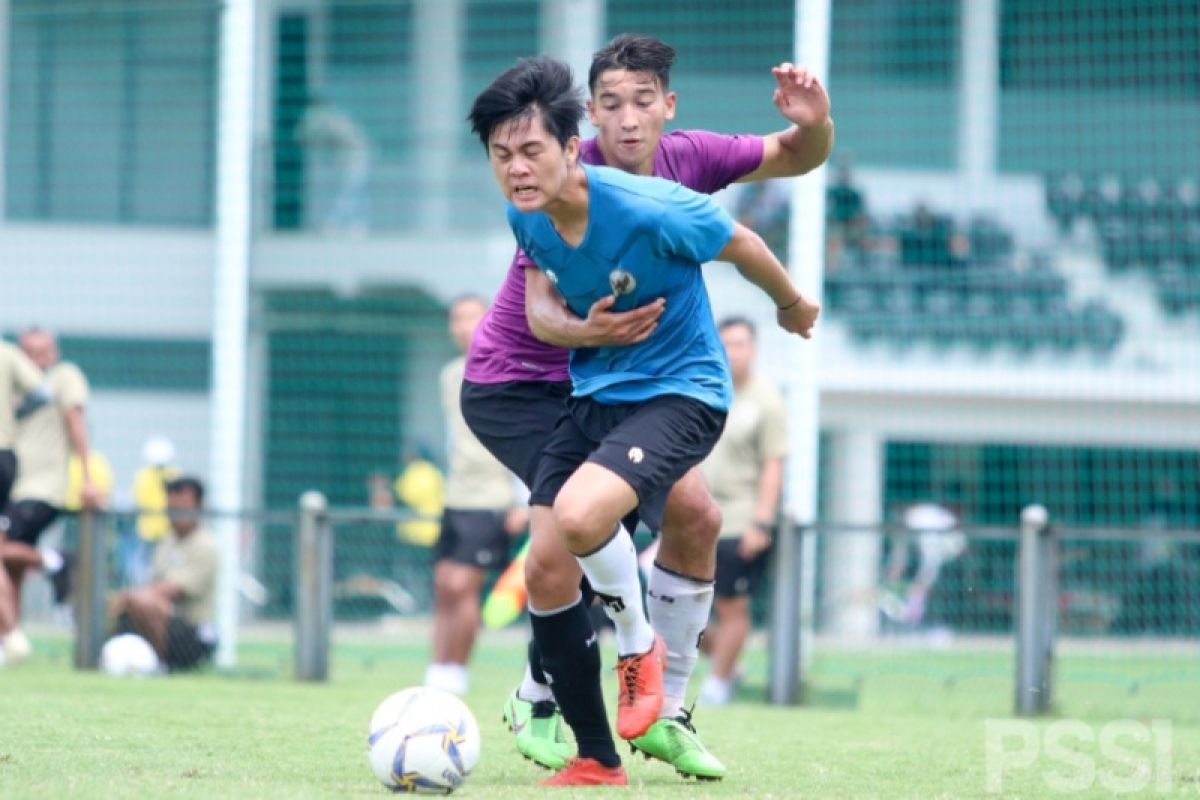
left=674, top=130, right=765, bottom=193
left=655, top=183, right=736, bottom=265
left=8, top=345, right=43, bottom=395
left=512, top=246, right=536, bottom=271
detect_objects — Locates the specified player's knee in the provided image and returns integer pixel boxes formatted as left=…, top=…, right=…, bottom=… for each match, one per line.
left=552, top=497, right=601, bottom=554
left=696, top=500, right=723, bottom=547
left=524, top=550, right=577, bottom=605
left=433, top=563, right=476, bottom=601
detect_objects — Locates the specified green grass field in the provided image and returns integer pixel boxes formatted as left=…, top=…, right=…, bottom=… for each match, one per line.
left=3, top=628, right=1199, bottom=799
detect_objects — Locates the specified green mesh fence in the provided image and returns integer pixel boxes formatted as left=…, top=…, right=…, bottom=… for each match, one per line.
left=2, top=0, right=1198, bottom=723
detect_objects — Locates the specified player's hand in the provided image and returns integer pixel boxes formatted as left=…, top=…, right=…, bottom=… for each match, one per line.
left=771, top=63, right=831, bottom=129
left=580, top=295, right=665, bottom=346
left=503, top=507, right=530, bottom=536
left=81, top=479, right=106, bottom=511
left=776, top=292, right=821, bottom=338
left=738, top=526, right=772, bottom=559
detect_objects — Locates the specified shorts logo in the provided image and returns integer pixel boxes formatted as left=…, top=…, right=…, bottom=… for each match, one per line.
left=476, top=549, right=493, bottom=566
left=628, top=446, right=644, bottom=464
left=546, top=269, right=559, bottom=285
left=609, top=269, right=637, bottom=296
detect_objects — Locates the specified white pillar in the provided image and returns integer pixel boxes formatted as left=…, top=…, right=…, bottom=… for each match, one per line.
left=414, top=0, right=462, bottom=232
left=210, top=0, right=257, bottom=669
left=788, top=0, right=831, bottom=666
left=821, top=429, right=883, bottom=638
left=541, top=0, right=605, bottom=135
left=957, top=0, right=999, bottom=212
left=0, top=0, right=10, bottom=223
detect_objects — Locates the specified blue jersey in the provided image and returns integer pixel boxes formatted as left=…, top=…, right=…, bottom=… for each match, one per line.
left=507, top=164, right=735, bottom=410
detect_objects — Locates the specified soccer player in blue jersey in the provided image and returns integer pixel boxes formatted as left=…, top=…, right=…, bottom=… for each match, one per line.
left=469, top=56, right=818, bottom=786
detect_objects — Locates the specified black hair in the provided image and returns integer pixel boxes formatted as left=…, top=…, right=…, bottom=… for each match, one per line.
left=718, top=315, right=757, bottom=339
left=589, top=33, right=677, bottom=93
left=468, top=56, right=583, bottom=151
left=166, top=476, right=205, bottom=506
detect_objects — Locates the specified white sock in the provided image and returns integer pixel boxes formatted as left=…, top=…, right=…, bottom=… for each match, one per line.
left=40, top=548, right=64, bottom=573
left=700, top=674, right=732, bottom=706
left=575, top=526, right=654, bottom=656
left=518, top=662, right=554, bottom=703
left=424, top=662, right=469, bottom=695
left=646, top=565, right=714, bottom=719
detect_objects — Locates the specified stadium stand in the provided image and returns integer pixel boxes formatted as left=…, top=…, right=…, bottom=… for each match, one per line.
left=1047, top=173, right=1200, bottom=316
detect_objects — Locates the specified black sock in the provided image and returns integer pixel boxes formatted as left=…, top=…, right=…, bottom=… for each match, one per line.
left=527, top=639, right=549, bottom=686
left=530, top=598, right=620, bottom=768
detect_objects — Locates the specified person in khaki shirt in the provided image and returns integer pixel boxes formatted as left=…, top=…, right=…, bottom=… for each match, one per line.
left=0, top=329, right=100, bottom=657
left=0, top=340, right=45, bottom=659
left=424, top=295, right=527, bottom=696
left=109, top=476, right=218, bottom=671
left=698, top=317, right=787, bottom=706
left=0, top=341, right=45, bottom=508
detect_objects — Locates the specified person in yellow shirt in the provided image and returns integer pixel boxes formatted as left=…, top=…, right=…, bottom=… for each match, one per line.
left=125, top=436, right=180, bottom=584
left=393, top=451, right=445, bottom=547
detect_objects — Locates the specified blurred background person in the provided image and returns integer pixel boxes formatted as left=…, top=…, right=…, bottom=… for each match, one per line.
left=108, top=476, right=218, bottom=672
left=295, top=93, right=372, bottom=235
left=698, top=317, right=788, bottom=706
left=124, top=436, right=181, bottom=586
left=880, top=500, right=966, bottom=626
left=0, top=328, right=100, bottom=660
left=393, top=445, right=445, bottom=548
left=424, top=295, right=527, bottom=696
left=0, top=339, right=45, bottom=664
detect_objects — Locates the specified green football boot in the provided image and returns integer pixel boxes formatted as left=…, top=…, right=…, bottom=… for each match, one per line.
left=629, top=708, right=727, bottom=781
left=502, top=688, right=573, bottom=771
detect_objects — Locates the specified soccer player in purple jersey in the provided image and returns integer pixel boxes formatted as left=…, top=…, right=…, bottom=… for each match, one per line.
left=461, top=34, right=832, bottom=781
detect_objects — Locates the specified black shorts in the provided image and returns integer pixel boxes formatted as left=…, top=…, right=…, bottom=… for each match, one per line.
left=0, top=450, right=15, bottom=510
left=165, top=615, right=216, bottom=671
left=433, top=508, right=511, bottom=570
left=714, top=537, right=772, bottom=599
left=460, top=379, right=572, bottom=489
left=531, top=395, right=726, bottom=534
left=0, top=499, right=60, bottom=546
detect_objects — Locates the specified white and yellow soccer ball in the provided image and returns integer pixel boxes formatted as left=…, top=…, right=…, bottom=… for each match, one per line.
left=367, top=687, right=480, bottom=794
left=99, top=633, right=161, bottom=677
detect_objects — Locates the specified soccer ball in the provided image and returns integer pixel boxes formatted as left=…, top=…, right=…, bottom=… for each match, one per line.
left=100, top=633, right=161, bottom=677
left=367, top=687, right=480, bottom=794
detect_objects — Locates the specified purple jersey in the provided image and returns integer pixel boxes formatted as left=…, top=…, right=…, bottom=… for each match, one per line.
left=465, top=129, right=765, bottom=384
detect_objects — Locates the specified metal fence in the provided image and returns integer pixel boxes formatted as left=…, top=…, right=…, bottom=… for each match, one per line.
left=47, top=497, right=1197, bottom=726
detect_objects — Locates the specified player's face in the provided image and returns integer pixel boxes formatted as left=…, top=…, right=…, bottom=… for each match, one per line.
left=166, top=489, right=201, bottom=535
left=19, top=331, right=58, bottom=370
left=720, top=324, right=755, bottom=383
left=448, top=298, right=487, bottom=353
left=488, top=113, right=579, bottom=213
left=588, top=69, right=676, bottom=176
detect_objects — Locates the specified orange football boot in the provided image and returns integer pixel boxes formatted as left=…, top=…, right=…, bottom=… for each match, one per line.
left=615, top=634, right=666, bottom=740
left=538, top=757, right=628, bottom=787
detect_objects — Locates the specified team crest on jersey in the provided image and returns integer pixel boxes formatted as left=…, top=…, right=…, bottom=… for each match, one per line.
left=546, top=269, right=559, bottom=285
left=609, top=269, right=637, bottom=296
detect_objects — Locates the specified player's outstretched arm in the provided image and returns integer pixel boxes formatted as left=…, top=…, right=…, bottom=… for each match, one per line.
left=717, top=223, right=820, bottom=338
left=740, top=63, right=834, bottom=182
left=525, top=267, right=665, bottom=348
